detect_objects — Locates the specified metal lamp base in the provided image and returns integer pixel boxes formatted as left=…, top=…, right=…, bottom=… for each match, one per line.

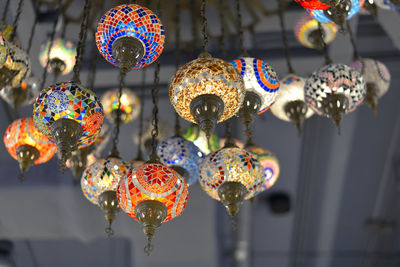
left=16, top=144, right=40, bottom=180
left=365, top=83, right=378, bottom=116
left=112, top=36, right=145, bottom=72
left=321, top=94, right=349, bottom=135
left=239, top=91, right=262, bottom=126
left=323, top=0, right=352, bottom=32
left=217, top=181, right=248, bottom=219
left=308, top=29, right=325, bottom=51
left=49, top=58, right=66, bottom=77
left=284, top=100, right=308, bottom=135
left=98, top=190, right=120, bottom=237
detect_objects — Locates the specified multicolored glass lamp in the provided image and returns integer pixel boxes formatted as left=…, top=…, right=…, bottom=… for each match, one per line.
left=350, top=58, right=390, bottom=114
left=96, top=4, right=165, bottom=72
left=39, top=37, right=76, bottom=77
left=0, top=76, right=40, bottom=110
left=0, top=33, right=8, bottom=67
left=102, top=88, right=140, bottom=124
left=305, top=64, right=366, bottom=133
left=294, top=16, right=338, bottom=50
left=270, top=74, right=314, bottom=134
left=4, top=117, right=57, bottom=178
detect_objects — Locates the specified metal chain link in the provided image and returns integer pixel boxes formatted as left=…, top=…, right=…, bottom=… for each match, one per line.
left=201, top=0, right=208, bottom=53
left=318, top=22, right=333, bottom=65
left=1, top=0, right=11, bottom=22
left=218, top=0, right=227, bottom=58
left=174, top=0, right=181, bottom=137
left=26, top=1, right=41, bottom=54
left=136, top=69, right=146, bottom=160
left=346, top=21, right=360, bottom=60
left=111, top=69, right=126, bottom=157
left=10, top=0, right=24, bottom=42
left=236, top=0, right=247, bottom=57
left=150, top=60, right=160, bottom=160
left=277, top=0, right=294, bottom=73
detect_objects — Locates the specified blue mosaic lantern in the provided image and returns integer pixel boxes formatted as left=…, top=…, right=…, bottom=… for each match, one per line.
left=157, top=136, right=204, bottom=185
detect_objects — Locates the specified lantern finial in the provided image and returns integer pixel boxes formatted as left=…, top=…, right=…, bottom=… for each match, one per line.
left=217, top=181, right=248, bottom=218
left=98, top=190, right=120, bottom=237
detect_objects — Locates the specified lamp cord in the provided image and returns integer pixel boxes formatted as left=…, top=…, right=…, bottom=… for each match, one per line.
left=277, top=0, right=295, bottom=73
left=1, top=0, right=11, bottom=22
left=136, top=69, right=146, bottom=161
left=10, top=0, right=24, bottom=42
left=318, top=22, right=333, bottom=65
left=110, top=69, right=126, bottom=158
left=200, top=0, right=208, bottom=53
left=26, top=1, right=40, bottom=54
left=174, top=0, right=181, bottom=137
left=236, top=0, right=248, bottom=57
left=346, top=21, right=360, bottom=61
left=218, top=0, right=227, bottom=58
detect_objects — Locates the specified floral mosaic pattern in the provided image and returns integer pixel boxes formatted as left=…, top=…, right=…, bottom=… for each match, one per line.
left=294, top=16, right=337, bottom=49
left=101, top=88, right=140, bottom=124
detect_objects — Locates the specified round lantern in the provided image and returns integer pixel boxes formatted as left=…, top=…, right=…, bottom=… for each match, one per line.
left=39, top=37, right=76, bottom=77
left=170, top=54, right=245, bottom=138
left=0, top=42, right=31, bottom=89
left=294, top=16, right=338, bottom=50
left=0, top=33, right=8, bottom=67
left=33, top=82, right=104, bottom=164
left=183, top=124, right=220, bottom=155
left=199, top=147, right=264, bottom=217
left=117, top=163, right=188, bottom=253
left=0, top=76, right=40, bottom=110
left=350, top=58, right=390, bottom=112
left=4, top=117, right=57, bottom=177
left=270, top=74, right=314, bottom=133
left=305, top=64, right=366, bottom=133
left=101, top=88, right=140, bottom=124
left=157, top=136, right=204, bottom=185
left=96, top=4, right=165, bottom=71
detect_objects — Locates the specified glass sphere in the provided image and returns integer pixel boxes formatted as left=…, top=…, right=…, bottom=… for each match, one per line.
left=157, top=136, right=204, bottom=185
left=0, top=76, right=40, bottom=109
left=183, top=124, right=220, bottom=155
left=169, top=56, right=245, bottom=123
left=39, top=37, right=76, bottom=76
left=199, top=147, right=265, bottom=201
left=33, top=82, right=104, bottom=148
left=4, top=117, right=57, bottom=165
left=231, top=57, right=280, bottom=114
left=296, top=0, right=331, bottom=9
left=81, top=157, right=131, bottom=205
left=246, top=146, right=280, bottom=191
left=305, top=64, right=366, bottom=115
left=306, top=0, right=363, bottom=23
left=0, top=33, right=8, bottom=67
left=101, top=88, right=140, bottom=124
left=294, top=16, right=338, bottom=49
left=116, top=163, right=189, bottom=222
left=270, top=74, right=314, bottom=122
left=0, top=42, right=31, bottom=89
left=96, top=4, right=165, bottom=70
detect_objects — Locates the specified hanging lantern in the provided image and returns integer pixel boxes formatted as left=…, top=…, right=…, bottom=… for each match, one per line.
left=157, top=136, right=204, bottom=185
left=296, top=0, right=332, bottom=10
left=101, top=88, right=140, bottom=124
left=374, top=0, right=400, bottom=10
left=81, top=156, right=131, bottom=234
left=170, top=54, right=245, bottom=138
left=305, top=64, right=366, bottom=133
left=246, top=145, right=280, bottom=191
left=4, top=117, right=57, bottom=177
left=39, top=37, right=76, bottom=77
left=183, top=124, right=220, bottom=155
left=96, top=4, right=165, bottom=71
left=231, top=57, right=280, bottom=125
left=117, top=163, right=188, bottom=253
left=199, top=147, right=264, bottom=217
left=270, top=74, right=314, bottom=133
left=0, top=33, right=8, bottom=68
left=133, top=118, right=173, bottom=154
left=294, top=16, right=338, bottom=50
left=0, top=42, right=31, bottom=89
left=33, top=82, right=104, bottom=164
left=0, top=76, right=40, bottom=110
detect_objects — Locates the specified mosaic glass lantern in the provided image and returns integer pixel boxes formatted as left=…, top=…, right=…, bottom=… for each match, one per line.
left=157, top=136, right=204, bottom=185
left=170, top=54, right=245, bottom=138
left=294, top=16, right=338, bottom=50
left=296, top=0, right=331, bottom=10
left=0, top=76, right=40, bottom=110
left=0, top=34, right=8, bottom=67
left=231, top=57, right=280, bottom=125
left=96, top=4, right=165, bottom=71
left=101, top=88, right=140, bottom=124
left=270, top=74, right=314, bottom=134
left=4, top=117, right=57, bottom=177
left=305, top=64, right=366, bottom=133
left=199, top=147, right=264, bottom=217
left=117, top=163, right=188, bottom=253
left=350, top=58, right=390, bottom=113
left=39, top=37, right=76, bottom=77
left=81, top=156, right=131, bottom=234
left=183, top=124, right=220, bottom=155
left=0, top=42, right=31, bottom=89
left=33, top=82, right=104, bottom=164
left=246, top=145, right=280, bottom=191
left=374, top=0, right=400, bottom=10
left=134, top=118, right=173, bottom=154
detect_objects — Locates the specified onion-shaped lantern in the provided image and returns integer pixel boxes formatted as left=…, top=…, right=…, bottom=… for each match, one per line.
left=101, top=88, right=140, bottom=124
left=134, top=118, right=173, bottom=154
left=33, top=82, right=104, bottom=164
left=96, top=4, right=165, bottom=72
left=81, top=156, right=131, bottom=234
left=374, top=0, right=400, bottom=10
left=0, top=76, right=40, bottom=110
left=183, top=124, right=220, bottom=155
left=305, top=64, right=366, bottom=133
left=4, top=117, right=57, bottom=178
left=0, top=33, right=8, bottom=67
left=157, top=136, right=204, bottom=185
left=231, top=57, right=280, bottom=125
left=270, top=74, right=314, bottom=134
left=170, top=54, right=245, bottom=138
left=117, top=163, right=188, bottom=254
left=294, top=16, right=338, bottom=50
left=39, top=37, right=76, bottom=77
left=199, top=147, right=264, bottom=217
left=0, top=42, right=31, bottom=89
left=246, top=145, right=280, bottom=191
left=350, top=58, right=390, bottom=113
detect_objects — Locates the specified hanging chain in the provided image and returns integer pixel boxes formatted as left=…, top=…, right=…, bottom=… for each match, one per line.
left=218, top=0, right=227, bottom=58
left=1, top=0, right=11, bottom=22
left=72, top=0, right=91, bottom=84
left=277, top=0, right=294, bottom=73
left=236, top=0, right=247, bottom=57
left=223, top=119, right=236, bottom=148
left=174, top=0, right=181, bottom=137
left=10, top=0, right=24, bottom=42
left=136, top=69, right=146, bottom=161
left=111, top=69, right=126, bottom=157
left=200, top=0, right=208, bottom=53
left=26, top=1, right=40, bottom=54
left=318, top=22, right=333, bottom=65
left=346, top=21, right=360, bottom=61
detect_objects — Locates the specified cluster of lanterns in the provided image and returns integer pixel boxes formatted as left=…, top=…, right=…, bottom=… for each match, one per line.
left=1, top=0, right=394, bottom=255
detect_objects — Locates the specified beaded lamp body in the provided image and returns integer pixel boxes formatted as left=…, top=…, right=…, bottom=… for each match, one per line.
left=39, top=37, right=76, bottom=76
left=0, top=42, right=31, bottom=89
left=96, top=4, right=165, bottom=70
left=0, top=33, right=8, bottom=67
left=294, top=16, right=337, bottom=49
left=117, top=163, right=189, bottom=222
left=157, top=136, right=204, bottom=185
left=183, top=124, right=220, bottom=155
left=102, top=88, right=140, bottom=124
left=231, top=57, right=280, bottom=114
left=296, top=0, right=331, bottom=10
left=33, top=82, right=104, bottom=148
left=306, top=0, right=364, bottom=23
left=4, top=117, right=56, bottom=164
left=199, top=147, right=264, bottom=201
